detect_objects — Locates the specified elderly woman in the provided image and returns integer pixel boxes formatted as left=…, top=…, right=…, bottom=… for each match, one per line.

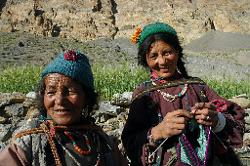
left=0, top=50, right=126, bottom=166
left=121, top=22, right=245, bottom=166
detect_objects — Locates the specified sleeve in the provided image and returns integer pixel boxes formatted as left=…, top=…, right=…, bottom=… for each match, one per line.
left=121, top=88, right=159, bottom=165
left=204, top=85, right=245, bottom=148
left=0, top=143, right=28, bottom=166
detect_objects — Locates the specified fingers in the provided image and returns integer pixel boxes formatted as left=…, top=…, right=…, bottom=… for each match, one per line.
left=193, top=108, right=210, bottom=119
left=192, top=102, right=216, bottom=111
left=163, top=109, right=193, bottom=126
left=161, top=128, right=183, bottom=138
left=156, top=104, right=219, bottom=139
left=171, top=116, right=188, bottom=125
left=191, top=102, right=218, bottom=126
left=156, top=110, right=192, bottom=139
left=193, top=102, right=206, bottom=109
left=168, top=109, right=193, bottom=119
left=156, top=121, right=186, bottom=139
left=196, top=118, right=213, bottom=126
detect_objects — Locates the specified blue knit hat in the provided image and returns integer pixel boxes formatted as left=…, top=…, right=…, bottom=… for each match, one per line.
left=131, top=22, right=177, bottom=48
left=41, top=50, right=94, bottom=89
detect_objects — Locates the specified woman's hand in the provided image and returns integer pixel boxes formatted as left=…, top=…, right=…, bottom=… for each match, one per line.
left=151, top=109, right=193, bottom=140
left=191, top=102, right=218, bottom=127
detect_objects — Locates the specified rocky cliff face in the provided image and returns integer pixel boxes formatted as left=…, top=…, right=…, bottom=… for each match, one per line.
left=1, top=0, right=250, bottom=44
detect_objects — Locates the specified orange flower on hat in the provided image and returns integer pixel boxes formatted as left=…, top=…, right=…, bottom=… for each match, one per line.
left=131, top=27, right=142, bottom=44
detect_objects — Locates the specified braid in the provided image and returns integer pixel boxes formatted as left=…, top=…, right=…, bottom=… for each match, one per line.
left=176, top=45, right=189, bottom=78
left=177, top=55, right=189, bottom=78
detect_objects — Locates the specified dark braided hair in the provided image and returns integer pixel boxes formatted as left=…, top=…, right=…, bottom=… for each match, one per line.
left=138, top=32, right=189, bottom=78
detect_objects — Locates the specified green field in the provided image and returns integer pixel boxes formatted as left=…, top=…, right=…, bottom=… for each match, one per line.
left=0, top=65, right=249, bottom=100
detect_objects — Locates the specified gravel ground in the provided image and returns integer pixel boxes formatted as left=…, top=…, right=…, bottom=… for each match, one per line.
left=0, top=32, right=137, bottom=68
left=0, top=31, right=249, bottom=81
left=184, top=31, right=250, bottom=54
left=184, top=31, right=250, bottom=81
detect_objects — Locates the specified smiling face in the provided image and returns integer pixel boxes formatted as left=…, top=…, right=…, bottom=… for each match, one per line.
left=146, top=40, right=179, bottom=79
left=43, top=73, right=86, bottom=125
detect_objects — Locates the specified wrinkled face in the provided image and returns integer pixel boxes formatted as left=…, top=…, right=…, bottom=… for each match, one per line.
left=44, top=73, right=86, bottom=125
left=146, top=40, right=179, bottom=79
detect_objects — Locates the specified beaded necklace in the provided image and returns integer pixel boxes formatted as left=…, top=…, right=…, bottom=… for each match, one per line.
left=152, top=81, right=188, bottom=102
left=57, top=138, right=101, bottom=166
left=57, top=140, right=81, bottom=166
left=64, top=131, right=92, bottom=155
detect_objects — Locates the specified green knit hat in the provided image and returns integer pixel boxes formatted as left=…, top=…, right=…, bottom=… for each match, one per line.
left=41, top=50, right=94, bottom=89
left=131, top=22, right=177, bottom=48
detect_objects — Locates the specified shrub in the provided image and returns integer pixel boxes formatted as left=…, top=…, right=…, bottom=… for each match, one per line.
left=0, top=65, right=249, bottom=100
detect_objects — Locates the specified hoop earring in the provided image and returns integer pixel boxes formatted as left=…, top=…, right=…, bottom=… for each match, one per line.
left=82, top=107, right=89, bottom=118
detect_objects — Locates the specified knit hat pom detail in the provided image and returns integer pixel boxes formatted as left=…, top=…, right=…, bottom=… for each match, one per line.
left=41, top=49, right=94, bottom=89
left=64, top=50, right=79, bottom=61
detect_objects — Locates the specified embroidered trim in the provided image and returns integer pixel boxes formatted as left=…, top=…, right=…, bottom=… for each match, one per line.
left=15, top=122, right=103, bottom=139
left=40, top=123, right=62, bottom=166
left=15, top=128, right=44, bottom=139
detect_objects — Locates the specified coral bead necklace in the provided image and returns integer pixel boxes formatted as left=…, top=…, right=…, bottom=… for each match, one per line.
left=64, top=131, right=92, bottom=155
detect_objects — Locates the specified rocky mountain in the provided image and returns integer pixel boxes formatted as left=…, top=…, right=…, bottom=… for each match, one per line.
left=1, top=0, right=250, bottom=44
left=1, top=0, right=250, bottom=81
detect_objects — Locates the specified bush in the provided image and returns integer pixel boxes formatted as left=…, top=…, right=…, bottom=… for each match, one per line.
left=0, top=65, right=249, bottom=100
left=93, top=63, right=148, bottom=99
left=0, top=66, right=42, bottom=93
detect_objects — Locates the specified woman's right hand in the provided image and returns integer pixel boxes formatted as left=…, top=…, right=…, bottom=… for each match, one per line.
left=151, top=109, right=193, bottom=141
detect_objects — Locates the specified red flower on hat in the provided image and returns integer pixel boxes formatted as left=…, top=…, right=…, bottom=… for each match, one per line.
left=64, top=50, right=78, bottom=61
left=131, top=27, right=142, bottom=44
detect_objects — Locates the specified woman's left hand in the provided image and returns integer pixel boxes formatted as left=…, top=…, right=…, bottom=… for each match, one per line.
left=191, top=102, right=219, bottom=127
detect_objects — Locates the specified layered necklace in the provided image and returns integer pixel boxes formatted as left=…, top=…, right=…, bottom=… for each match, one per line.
left=57, top=140, right=81, bottom=166
left=64, top=131, right=92, bottom=155
left=152, top=81, right=188, bottom=102
left=42, top=121, right=101, bottom=165
left=150, top=71, right=188, bottom=102
left=57, top=137, right=101, bottom=166
left=62, top=131, right=101, bottom=165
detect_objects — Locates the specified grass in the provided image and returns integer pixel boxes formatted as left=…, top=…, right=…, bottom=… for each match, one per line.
left=0, top=64, right=249, bottom=100
left=205, top=79, right=250, bottom=99
left=93, top=63, right=148, bottom=99
left=0, top=66, right=42, bottom=93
